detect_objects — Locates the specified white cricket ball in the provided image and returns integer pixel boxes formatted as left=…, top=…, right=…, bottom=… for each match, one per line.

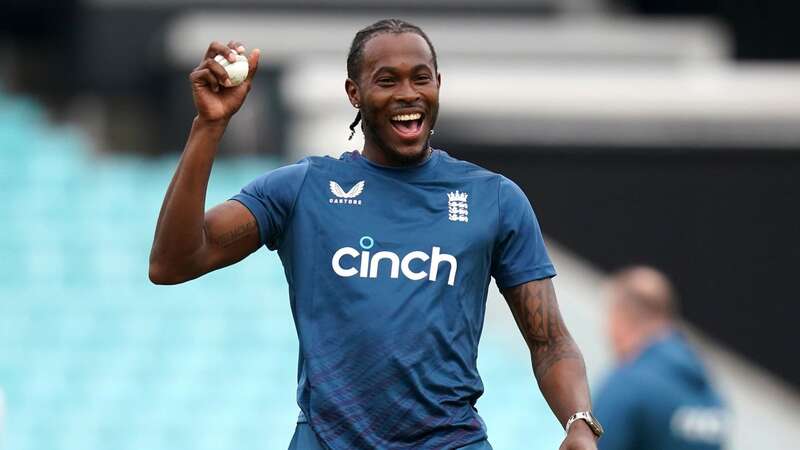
left=214, top=53, right=249, bottom=87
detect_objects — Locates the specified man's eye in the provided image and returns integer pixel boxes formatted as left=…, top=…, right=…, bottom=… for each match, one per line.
left=377, top=78, right=395, bottom=85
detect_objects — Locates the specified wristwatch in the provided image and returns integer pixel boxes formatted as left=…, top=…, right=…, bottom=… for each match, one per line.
left=565, top=411, right=604, bottom=438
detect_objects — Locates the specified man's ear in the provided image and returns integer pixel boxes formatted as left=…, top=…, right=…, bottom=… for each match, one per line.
left=345, top=78, right=360, bottom=107
left=436, top=72, right=442, bottom=88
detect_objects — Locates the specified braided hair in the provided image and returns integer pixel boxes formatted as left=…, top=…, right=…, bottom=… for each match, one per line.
left=346, top=19, right=438, bottom=140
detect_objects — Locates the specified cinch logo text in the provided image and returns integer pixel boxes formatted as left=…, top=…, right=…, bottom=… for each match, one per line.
left=331, top=236, right=458, bottom=286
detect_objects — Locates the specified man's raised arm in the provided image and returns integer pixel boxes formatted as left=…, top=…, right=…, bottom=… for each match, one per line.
left=501, top=278, right=598, bottom=450
left=149, top=41, right=261, bottom=285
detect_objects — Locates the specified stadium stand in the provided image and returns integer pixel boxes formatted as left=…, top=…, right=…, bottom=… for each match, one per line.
left=0, top=91, right=296, bottom=449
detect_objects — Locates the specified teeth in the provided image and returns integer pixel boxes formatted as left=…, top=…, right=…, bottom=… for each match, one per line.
left=391, top=113, right=422, bottom=122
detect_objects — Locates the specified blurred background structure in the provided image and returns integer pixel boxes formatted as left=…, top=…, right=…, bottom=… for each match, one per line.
left=2, top=0, right=800, bottom=449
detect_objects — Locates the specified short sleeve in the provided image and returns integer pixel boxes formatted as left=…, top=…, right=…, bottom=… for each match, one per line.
left=230, top=159, right=309, bottom=250
left=491, top=176, right=556, bottom=288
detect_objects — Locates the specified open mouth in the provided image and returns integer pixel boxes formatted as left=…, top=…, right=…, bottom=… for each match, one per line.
left=390, top=112, right=425, bottom=140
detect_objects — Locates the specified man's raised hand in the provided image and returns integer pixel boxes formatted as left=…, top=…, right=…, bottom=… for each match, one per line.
left=189, top=40, right=260, bottom=123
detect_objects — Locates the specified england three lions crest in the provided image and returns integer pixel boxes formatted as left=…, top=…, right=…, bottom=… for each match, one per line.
left=447, top=190, right=468, bottom=222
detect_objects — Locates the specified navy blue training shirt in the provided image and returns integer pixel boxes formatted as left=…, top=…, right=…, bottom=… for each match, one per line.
left=232, top=149, right=556, bottom=449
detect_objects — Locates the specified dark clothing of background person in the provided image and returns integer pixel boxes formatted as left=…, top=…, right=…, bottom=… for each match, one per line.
left=595, top=332, right=726, bottom=450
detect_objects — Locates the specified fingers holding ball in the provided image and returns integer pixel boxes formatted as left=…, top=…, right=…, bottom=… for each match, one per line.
left=192, top=41, right=256, bottom=91
left=213, top=53, right=249, bottom=87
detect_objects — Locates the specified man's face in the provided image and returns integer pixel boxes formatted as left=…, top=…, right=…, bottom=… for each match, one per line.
left=348, top=32, right=441, bottom=165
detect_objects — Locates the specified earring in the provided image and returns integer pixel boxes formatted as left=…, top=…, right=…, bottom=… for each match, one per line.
left=354, top=103, right=360, bottom=108
left=430, top=129, right=435, bottom=136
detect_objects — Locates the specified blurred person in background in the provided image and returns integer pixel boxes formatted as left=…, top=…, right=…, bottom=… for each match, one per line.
left=595, top=266, right=727, bottom=450
left=149, top=19, right=601, bottom=450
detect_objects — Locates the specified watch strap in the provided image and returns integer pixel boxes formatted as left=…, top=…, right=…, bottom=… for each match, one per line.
left=566, top=411, right=604, bottom=437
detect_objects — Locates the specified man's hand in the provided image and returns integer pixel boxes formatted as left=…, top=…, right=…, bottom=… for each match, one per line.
left=560, top=420, right=598, bottom=450
left=189, top=40, right=260, bottom=123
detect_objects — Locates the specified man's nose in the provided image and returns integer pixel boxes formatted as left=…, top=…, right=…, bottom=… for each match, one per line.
left=394, top=79, right=420, bottom=103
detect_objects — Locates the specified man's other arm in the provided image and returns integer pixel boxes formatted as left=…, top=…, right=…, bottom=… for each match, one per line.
left=501, top=278, right=598, bottom=450
left=149, top=41, right=261, bottom=284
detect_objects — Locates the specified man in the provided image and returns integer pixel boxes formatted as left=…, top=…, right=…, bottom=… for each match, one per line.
left=595, top=266, right=727, bottom=450
left=150, top=19, right=601, bottom=449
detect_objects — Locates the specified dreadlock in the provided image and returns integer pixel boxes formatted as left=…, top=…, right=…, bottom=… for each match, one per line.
left=346, top=19, right=438, bottom=140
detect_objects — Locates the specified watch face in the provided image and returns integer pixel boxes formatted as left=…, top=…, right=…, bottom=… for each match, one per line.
left=587, top=412, right=604, bottom=436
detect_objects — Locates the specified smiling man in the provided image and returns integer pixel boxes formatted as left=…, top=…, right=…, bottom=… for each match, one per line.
left=149, top=19, right=600, bottom=450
